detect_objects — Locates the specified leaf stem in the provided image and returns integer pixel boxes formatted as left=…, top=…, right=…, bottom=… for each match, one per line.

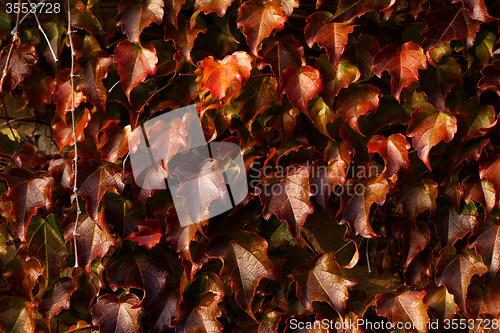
left=67, top=0, right=81, bottom=268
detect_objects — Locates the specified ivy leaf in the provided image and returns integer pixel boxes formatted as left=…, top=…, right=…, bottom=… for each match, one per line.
left=435, top=202, right=478, bottom=247
left=424, top=280, right=458, bottom=322
left=106, top=245, right=172, bottom=304
left=124, top=218, right=162, bottom=249
left=163, top=207, right=201, bottom=261
left=406, top=102, right=457, bottom=169
left=103, top=193, right=146, bottom=238
left=317, top=56, right=360, bottom=107
left=148, top=291, right=180, bottom=333
left=331, top=0, right=395, bottom=23
left=164, top=0, right=186, bottom=28
left=339, top=177, right=391, bottom=238
left=421, top=0, right=482, bottom=62
left=3, top=258, right=43, bottom=299
left=258, top=164, right=314, bottom=240
left=309, top=159, right=345, bottom=214
left=466, top=285, right=500, bottom=319
left=236, top=76, right=279, bottom=130
left=237, top=0, right=287, bottom=55
left=420, top=57, right=463, bottom=112
left=337, top=83, right=379, bottom=134
left=200, top=55, right=242, bottom=100
left=113, top=40, right=158, bottom=100
left=97, top=124, right=131, bottom=164
left=62, top=207, right=118, bottom=274
left=53, top=69, right=85, bottom=116
left=393, top=221, right=431, bottom=272
left=268, top=100, right=301, bottom=143
left=257, top=35, right=303, bottom=80
left=117, top=0, right=164, bottom=44
left=175, top=293, right=224, bottom=333
left=92, top=293, right=143, bottom=333
left=469, top=222, right=500, bottom=281
left=194, top=0, right=233, bottom=17
left=435, top=246, right=488, bottom=314
left=233, top=310, right=281, bottom=333
left=292, top=252, right=357, bottom=316
left=478, top=60, right=500, bottom=92
left=376, top=286, right=429, bottom=333
left=341, top=33, right=380, bottom=79
left=305, top=12, right=355, bottom=71
left=38, top=277, right=74, bottom=329
left=0, top=297, right=35, bottom=333
left=206, top=231, right=277, bottom=316
left=368, top=134, right=411, bottom=179
left=172, top=159, right=229, bottom=224
left=280, top=66, right=323, bottom=114
left=463, top=175, right=496, bottom=217
left=51, top=107, right=91, bottom=149
left=164, top=13, right=206, bottom=64
left=479, top=154, right=500, bottom=207
left=20, top=68, right=56, bottom=109
left=307, top=96, right=335, bottom=139
left=373, top=42, right=427, bottom=102
left=0, top=43, right=38, bottom=91
left=79, top=53, right=113, bottom=114
left=48, top=154, right=74, bottom=192
left=452, top=0, right=495, bottom=22
left=1, top=169, right=54, bottom=242
left=25, top=215, right=67, bottom=286
left=76, top=159, right=125, bottom=222
left=457, top=97, right=496, bottom=146
left=397, top=179, right=438, bottom=222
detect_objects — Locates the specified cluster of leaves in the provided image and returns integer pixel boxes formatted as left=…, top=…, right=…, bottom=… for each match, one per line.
left=1, top=0, right=500, bottom=331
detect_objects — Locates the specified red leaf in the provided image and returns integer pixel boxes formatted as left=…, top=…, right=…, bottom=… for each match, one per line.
left=406, top=102, right=457, bottom=169
left=1, top=169, right=54, bottom=242
left=20, top=68, right=56, bottom=108
left=268, top=100, right=301, bottom=143
left=397, top=179, right=438, bottom=222
left=307, top=96, right=335, bottom=140
left=257, top=35, right=303, bottom=80
left=49, top=154, right=74, bottom=192
left=38, top=277, right=74, bottom=330
left=12, top=143, right=47, bottom=170
left=0, top=297, right=35, bottom=333
left=175, top=293, right=224, bottom=333
left=332, top=0, right=396, bottom=23
left=317, top=55, right=360, bottom=107
left=280, top=66, right=323, bottom=114
left=206, top=231, right=277, bottom=316
left=341, top=33, right=380, bottom=79
left=421, top=0, right=482, bottom=62
left=200, top=55, right=242, bottom=100
left=113, top=40, right=158, bottom=100
left=164, top=0, right=187, bottom=28
left=97, top=124, right=131, bottom=163
left=106, top=245, right=172, bottom=304
left=478, top=60, right=500, bottom=91
left=457, top=97, right=496, bottom=146
left=79, top=53, right=113, bottom=114
left=233, top=310, right=281, bottom=333
left=237, top=0, right=287, bottom=55
left=103, top=193, right=146, bottom=238
left=420, top=57, right=463, bottom=112
left=3, top=258, right=42, bottom=299
left=305, top=12, right=355, bottom=71
left=373, top=42, right=427, bottom=102
left=463, top=175, right=496, bottom=217
left=393, top=221, right=431, bottom=272
left=92, top=293, right=143, bottom=333
left=405, top=246, right=434, bottom=286
left=368, top=134, right=411, bottom=179
left=337, top=83, right=379, bottom=134
left=424, top=280, right=459, bottom=322
left=309, top=158, right=345, bottom=214
left=451, top=0, right=495, bottom=22
left=164, top=13, right=206, bottom=64
left=469, top=222, right=500, bottom=281
left=435, top=202, right=478, bottom=247
left=53, top=69, right=85, bottom=116
left=194, top=0, right=234, bottom=17
left=62, top=208, right=118, bottom=275
left=292, top=252, right=357, bottom=316
left=0, top=43, right=38, bottom=91
left=117, top=0, right=164, bottom=44
left=466, top=285, right=500, bottom=319
left=258, top=164, right=314, bottom=239
left=76, top=159, right=125, bottom=222
left=148, top=291, right=180, bottom=333
left=51, top=107, right=91, bottom=149
left=124, top=218, right=162, bottom=249
left=479, top=153, right=500, bottom=207
left=339, top=177, right=391, bottom=238
left=435, top=246, right=488, bottom=314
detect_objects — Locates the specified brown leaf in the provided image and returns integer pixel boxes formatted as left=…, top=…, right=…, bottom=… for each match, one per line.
left=0, top=44, right=38, bottom=91
left=92, top=293, right=143, bottom=333
left=38, top=277, right=74, bottom=330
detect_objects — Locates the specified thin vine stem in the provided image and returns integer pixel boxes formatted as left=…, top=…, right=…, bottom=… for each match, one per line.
left=67, top=0, right=81, bottom=268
